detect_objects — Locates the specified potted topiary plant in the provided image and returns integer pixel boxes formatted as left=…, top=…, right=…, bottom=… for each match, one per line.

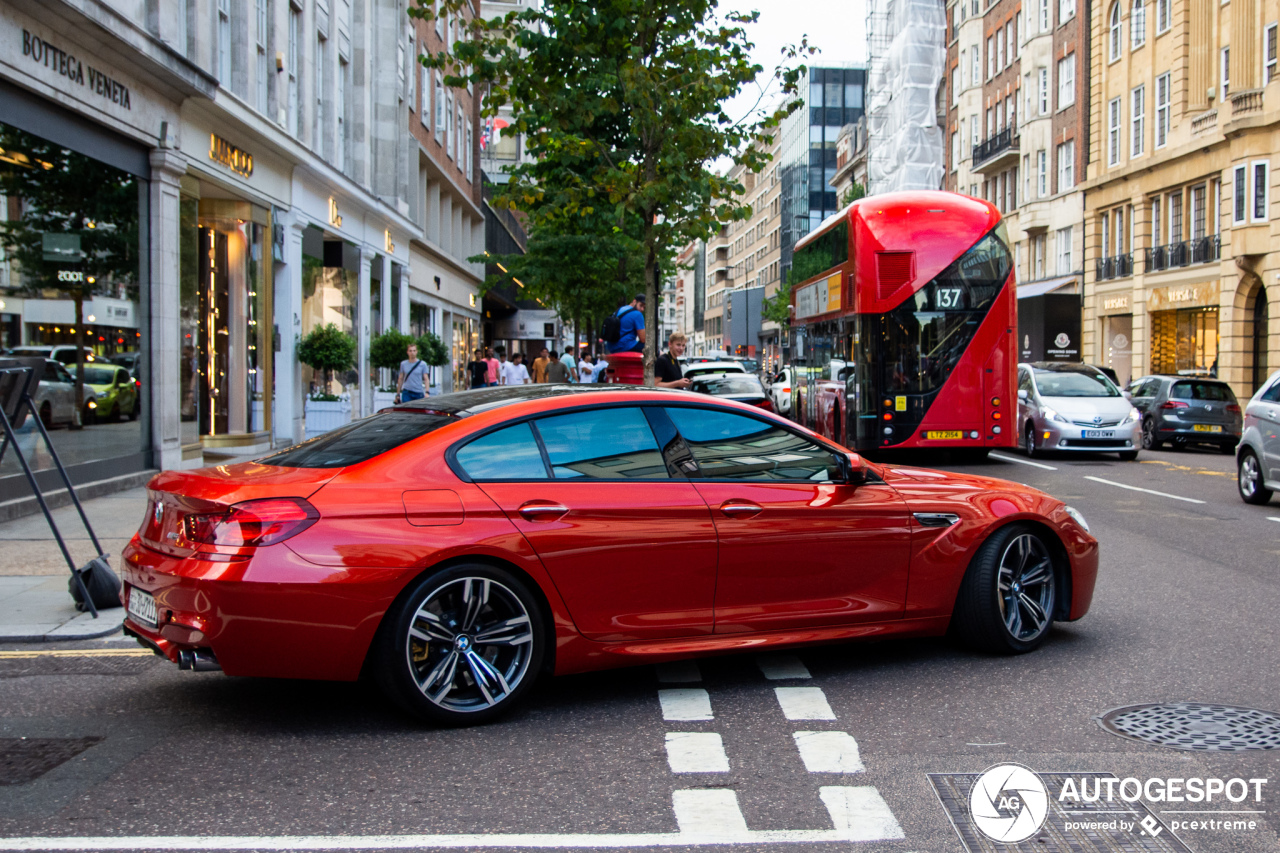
left=370, top=329, right=415, bottom=410
left=417, top=330, right=450, bottom=394
left=297, top=323, right=357, bottom=437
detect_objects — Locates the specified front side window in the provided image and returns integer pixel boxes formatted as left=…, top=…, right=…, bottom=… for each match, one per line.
left=534, top=408, right=669, bottom=479
left=665, top=408, right=841, bottom=481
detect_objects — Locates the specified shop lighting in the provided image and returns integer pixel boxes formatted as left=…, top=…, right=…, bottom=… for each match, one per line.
left=84, top=220, right=96, bottom=229
left=88, top=315, right=96, bottom=322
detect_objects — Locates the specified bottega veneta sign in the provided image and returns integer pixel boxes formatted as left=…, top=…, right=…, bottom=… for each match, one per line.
left=20, top=30, right=133, bottom=110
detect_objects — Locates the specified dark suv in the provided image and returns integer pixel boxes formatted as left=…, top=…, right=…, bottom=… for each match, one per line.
left=1126, top=375, right=1242, bottom=453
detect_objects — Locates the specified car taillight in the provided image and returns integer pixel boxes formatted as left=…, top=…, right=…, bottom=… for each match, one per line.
left=183, top=497, right=319, bottom=547
left=1159, top=400, right=1189, bottom=409
left=1226, top=403, right=1241, bottom=414
left=756, top=399, right=774, bottom=411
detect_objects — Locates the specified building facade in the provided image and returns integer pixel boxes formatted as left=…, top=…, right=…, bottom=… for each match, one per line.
left=0, top=0, right=481, bottom=504
left=1082, top=0, right=1277, bottom=394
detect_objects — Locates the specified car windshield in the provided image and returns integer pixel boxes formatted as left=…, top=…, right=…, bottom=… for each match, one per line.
left=1170, top=381, right=1236, bottom=402
left=1034, top=370, right=1120, bottom=397
left=686, top=365, right=744, bottom=378
left=76, top=367, right=117, bottom=384
left=692, top=375, right=764, bottom=396
left=259, top=412, right=454, bottom=468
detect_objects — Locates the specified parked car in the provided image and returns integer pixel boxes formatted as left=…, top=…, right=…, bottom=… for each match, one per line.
left=71, top=363, right=138, bottom=422
left=1127, top=375, right=1242, bottom=453
left=766, top=366, right=794, bottom=415
left=1236, top=369, right=1280, bottom=504
left=682, top=361, right=746, bottom=380
left=27, top=359, right=82, bottom=428
left=5, top=345, right=98, bottom=366
left=689, top=372, right=773, bottom=411
left=1017, top=362, right=1141, bottom=460
left=122, top=384, right=1097, bottom=725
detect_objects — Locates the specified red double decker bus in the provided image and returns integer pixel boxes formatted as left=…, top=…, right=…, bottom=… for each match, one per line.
left=788, top=191, right=1017, bottom=456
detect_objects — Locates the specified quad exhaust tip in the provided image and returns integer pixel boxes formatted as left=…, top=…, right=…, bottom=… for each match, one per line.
left=177, top=649, right=221, bottom=672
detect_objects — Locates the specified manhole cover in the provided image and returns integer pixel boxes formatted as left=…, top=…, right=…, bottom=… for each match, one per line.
left=0, top=737, right=103, bottom=785
left=1099, top=703, right=1280, bottom=751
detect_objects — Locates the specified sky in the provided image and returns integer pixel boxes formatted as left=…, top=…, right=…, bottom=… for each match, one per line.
left=718, top=0, right=868, bottom=129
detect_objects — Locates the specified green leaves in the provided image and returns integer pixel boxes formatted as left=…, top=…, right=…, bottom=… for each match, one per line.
left=297, top=324, right=357, bottom=375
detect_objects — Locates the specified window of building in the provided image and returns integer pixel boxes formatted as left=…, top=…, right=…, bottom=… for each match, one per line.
left=971, top=114, right=979, bottom=146
left=1038, top=68, right=1049, bottom=113
left=997, top=27, right=1005, bottom=69
left=996, top=101, right=1004, bottom=131
left=1007, top=22, right=1015, bottom=64
left=337, top=57, right=348, bottom=169
left=1152, top=195, right=1162, bottom=245
left=1033, top=233, right=1046, bottom=277
left=435, top=73, right=445, bottom=134
left=1108, top=97, right=1121, bottom=165
left=1131, top=84, right=1145, bottom=156
left=1016, top=11, right=1023, bottom=50
left=1234, top=164, right=1248, bottom=224
left=1056, top=226, right=1073, bottom=274
left=952, top=131, right=960, bottom=169
left=466, top=124, right=473, bottom=182
left=1222, top=47, right=1230, bottom=97
left=217, top=0, right=231, bottom=83
left=1116, top=206, right=1126, bottom=253
left=1057, top=54, right=1076, bottom=108
left=972, top=47, right=981, bottom=84
left=1037, top=149, right=1047, bottom=196
left=1168, top=191, right=1182, bottom=243
left=445, top=90, right=454, bottom=157
left=1191, top=184, right=1206, bottom=239
left=1109, top=3, right=1122, bottom=60
left=315, top=35, right=326, bottom=155
left=1132, top=0, right=1147, bottom=46
left=287, top=5, right=299, bottom=135
left=1155, top=73, right=1170, bottom=147
left=1101, top=212, right=1111, bottom=259
left=961, top=48, right=968, bottom=88
left=1156, top=0, right=1170, bottom=32
left=1267, top=24, right=1278, bottom=82
left=1253, top=160, right=1270, bottom=221
left=420, top=62, right=430, bottom=128
left=256, top=0, right=270, bottom=114
left=987, top=37, right=995, bottom=78
left=1023, top=153, right=1031, bottom=198
left=1060, top=0, right=1076, bottom=22
left=1057, top=140, right=1075, bottom=190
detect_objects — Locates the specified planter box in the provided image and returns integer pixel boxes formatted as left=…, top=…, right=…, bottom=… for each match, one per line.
left=373, top=390, right=398, bottom=412
left=304, top=398, right=352, bottom=440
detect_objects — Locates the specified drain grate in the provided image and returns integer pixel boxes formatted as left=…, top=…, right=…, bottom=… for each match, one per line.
left=0, top=737, right=103, bottom=785
left=1099, top=703, right=1280, bottom=752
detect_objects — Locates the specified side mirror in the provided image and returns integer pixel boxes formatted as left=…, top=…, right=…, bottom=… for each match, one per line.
left=1017, top=389, right=1029, bottom=400
left=840, top=451, right=868, bottom=485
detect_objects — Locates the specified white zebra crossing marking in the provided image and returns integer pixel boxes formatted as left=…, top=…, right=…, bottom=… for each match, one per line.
left=658, top=688, right=713, bottom=721
left=755, top=654, right=811, bottom=680
left=793, top=731, right=864, bottom=773
left=654, top=660, right=702, bottom=683
left=665, top=733, right=730, bottom=773
left=774, top=687, right=836, bottom=720
left=672, top=789, right=750, bottom=837
left=818, top=786, right=905, bottom=841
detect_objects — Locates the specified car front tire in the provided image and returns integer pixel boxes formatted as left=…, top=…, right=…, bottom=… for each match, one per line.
left=1118, top=450, right=1139, bottom=461
left=373, top=564, right=546, bottom=726
left=1238, top=450, right=1273, bottom=505
left=1024, top=423, right=1040, bottom=458
left=951, top=523, right=1058, bottom=654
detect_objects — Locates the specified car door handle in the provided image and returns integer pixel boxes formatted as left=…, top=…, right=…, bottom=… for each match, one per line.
left=517, top=502, right=568, bottom=522
left=719, top=501, right=763, bottom=518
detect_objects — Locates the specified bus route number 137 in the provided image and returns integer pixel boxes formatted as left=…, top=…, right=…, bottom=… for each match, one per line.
left=934, top=287, right=963, bottom=310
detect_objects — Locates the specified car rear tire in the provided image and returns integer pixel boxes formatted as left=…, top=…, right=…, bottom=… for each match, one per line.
left=950, top=524, right=1057, bottom=654
left=1118, top=450, right=1139, bottom=461
left=1238, top=450, right=1273, bottom=505
left=1141, top=419, right=1160, bottom=450
left=39, top=402, right=52, bottom=428
left=373, top=564, right=546, bottom=726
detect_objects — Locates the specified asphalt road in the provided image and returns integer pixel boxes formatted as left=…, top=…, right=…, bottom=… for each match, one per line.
left=1, top=442, right=1278, bottom=853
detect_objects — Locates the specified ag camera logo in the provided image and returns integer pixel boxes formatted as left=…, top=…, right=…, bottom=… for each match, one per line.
left=969, top=763, right=1049, bottom=843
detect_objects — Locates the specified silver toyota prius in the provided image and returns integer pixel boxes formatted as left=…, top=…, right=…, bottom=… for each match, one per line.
left=1017, top=362, right=1142, bottom=460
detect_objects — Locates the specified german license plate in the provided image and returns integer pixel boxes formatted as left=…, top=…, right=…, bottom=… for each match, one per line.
left=1192, top=424, right=1222, bottom=433
left=127, top=586, right=158, bottom=628
left=1083, top=430, right=1114, bottom=438
left=924, top=430, right=964, bottom=440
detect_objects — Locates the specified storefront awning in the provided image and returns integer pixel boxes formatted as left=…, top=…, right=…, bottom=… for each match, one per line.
left=1017, top=276, right=1079, bottom=299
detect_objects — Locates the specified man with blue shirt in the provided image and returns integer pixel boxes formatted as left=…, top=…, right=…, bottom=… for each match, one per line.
left=396, top=342, right=428, bottom=402
left=608, top=294, right=646, bottom=354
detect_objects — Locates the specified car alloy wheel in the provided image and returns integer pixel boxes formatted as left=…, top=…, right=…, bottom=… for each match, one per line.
left=1141, top=419, right=1158, bottom=450
left=1024, top=423, right=1039, bottom=458
left=375, top=564, right=545, bottom=725
left=1238, top=450, right=1274, bottom=505
left=950, top=524, right=1057, bottom=654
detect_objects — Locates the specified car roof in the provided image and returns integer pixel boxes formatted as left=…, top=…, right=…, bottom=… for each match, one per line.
left=1134, top=374, right=1227, bottom=384
left=1022, top=362, right=1102, bottom=374
left=685, top=361, right=744, bottom=371
left=389, top=383, right=688, bottom=419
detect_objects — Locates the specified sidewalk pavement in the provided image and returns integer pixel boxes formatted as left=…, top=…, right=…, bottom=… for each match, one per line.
left=0, top=486, right=147, bottom=642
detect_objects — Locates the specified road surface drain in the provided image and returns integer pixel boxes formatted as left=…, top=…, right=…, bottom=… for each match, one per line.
left=1099, top=703, right=1280, bottom=751
left=0, top=737, right=103, bottom=785
left=930, top=773, right=1190, bottom=853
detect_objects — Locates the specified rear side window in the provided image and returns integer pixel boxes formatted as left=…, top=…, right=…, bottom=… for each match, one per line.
left=534, top=407, right=669, bottom=479
left=260, top=412, right=453, bottom=468
left=455, top=422, right=547, bottom=479
left=665, top=407, right=841, bottom=481
left=1170, top=381, right=1236, bottom=402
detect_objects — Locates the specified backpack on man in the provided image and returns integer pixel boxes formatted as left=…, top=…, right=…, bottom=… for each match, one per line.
left=602, top=306, right=638, bottom=344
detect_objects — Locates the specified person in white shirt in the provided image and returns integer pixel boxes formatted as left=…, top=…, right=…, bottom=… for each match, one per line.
left=578, top=352, right=598, bottom=384
left=502, top=352, right=531, bottom=385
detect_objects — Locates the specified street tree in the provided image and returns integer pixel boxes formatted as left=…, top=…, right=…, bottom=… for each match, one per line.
left=418, top=0, right=809, bottom=382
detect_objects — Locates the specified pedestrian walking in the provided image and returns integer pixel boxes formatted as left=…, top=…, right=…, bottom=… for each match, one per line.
left=466, top=349, right=488, bottom=389
left=578, top=352, right=598, bottom=384
left=502, top=352, right=531, bottom=385
left=605, top=294, right=646, bottom=354
left=545, top=349, right=572, bottom=383
left=655, top=332, right=692, bottom=389
left=531, top=347, right=551, bottom=383
left=559, top=348, right=578, bottom=383
left=396, top=342, right=428, bottom=402
left=484, top=348, right=501, bottom=387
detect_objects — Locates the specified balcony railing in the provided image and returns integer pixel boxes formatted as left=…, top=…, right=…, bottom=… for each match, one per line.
left=971, top=127, right=1018, bottom=167
left=1095, top=253, right=1134, bottom=281
left=1230, top=89, right=1264, bottom=119
left=1145, top=236, right=1219, bottom=272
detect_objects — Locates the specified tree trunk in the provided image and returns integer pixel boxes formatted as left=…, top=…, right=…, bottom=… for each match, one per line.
left=72, top=295, right=85, bottom=429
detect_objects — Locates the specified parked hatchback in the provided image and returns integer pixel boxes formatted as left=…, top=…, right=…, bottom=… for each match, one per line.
left=1017, top=362, right=1141, bottom=459
left=1236, top=369, right=1280, bottom=504
left=1127, top=375, right=1242, bottom=453
left=689, top=372, right=773, bottom=412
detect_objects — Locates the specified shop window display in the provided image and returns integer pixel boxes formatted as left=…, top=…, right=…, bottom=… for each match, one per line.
left=0, top=121, right=147, bottom=497
left=300, top=233, right=359, bottom=401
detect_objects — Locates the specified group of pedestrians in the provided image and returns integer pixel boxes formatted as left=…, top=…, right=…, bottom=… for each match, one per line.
left=462, top=345, right=605, bottom=389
